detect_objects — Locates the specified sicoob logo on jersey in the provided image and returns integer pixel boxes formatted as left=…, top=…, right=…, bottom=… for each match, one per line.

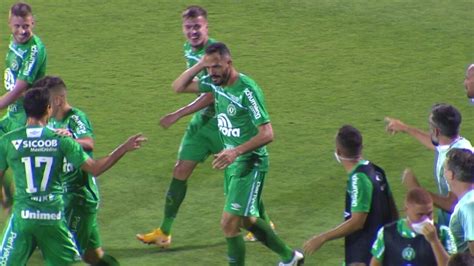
left=217, top=114, right=240, bottom=137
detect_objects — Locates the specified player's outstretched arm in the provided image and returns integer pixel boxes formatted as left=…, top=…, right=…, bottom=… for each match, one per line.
left=212, top=123, right=273, bottom=170
left=0, top=80, right=29, bottom=109
left=159, top=93, right=214, bottom=129
left=385, top=117, right=435, bottom=150
left=81, top=133, right=147, bottom=177
left=303, top=212, right=368, bottom=255
left=172, top=59, right=206, bottom=93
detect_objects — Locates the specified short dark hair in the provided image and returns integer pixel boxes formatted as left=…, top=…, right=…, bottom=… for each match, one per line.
left=182, top=5, right=207, bottom=19
left=430, top=104, right=462, bottom=138
left=336, top=125, right=362, bottom=157
left=406, top=187, right=432, bottom=205
left=446, top=148, right=474, bottom=183
left=448, top=253, right=474, bottom=266
left=205, top=42, right=231, bottom=58
left=24, top=87, right=50, bottom=120
left=33, top=76, right=67, bottom=94
left=10, top=2, right=33, bottom=18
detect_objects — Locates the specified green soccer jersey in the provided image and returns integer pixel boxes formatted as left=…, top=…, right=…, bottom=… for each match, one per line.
left=0, top=126, right=89, bottom=224
left=199, top=73, right=271, bottom=170
left=48, top=107, right=99, bottom=211
left=4, top=35, right=47, bottom=124
left=184, top=39, right=216, bottom=119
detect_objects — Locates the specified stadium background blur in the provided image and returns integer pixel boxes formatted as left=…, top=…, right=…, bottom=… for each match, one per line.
left=1, top=1, right=473, bottom=265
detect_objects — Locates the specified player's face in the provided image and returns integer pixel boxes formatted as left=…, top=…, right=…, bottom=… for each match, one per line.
left=9, top=15, right=34, bottom=44
left=206, top=53, right=231, bottom=86
left=182, top=16, right=208, bottom=49
left=428, top=115, right=440, bottom=146
left=406, top=202, right=433, bottom=224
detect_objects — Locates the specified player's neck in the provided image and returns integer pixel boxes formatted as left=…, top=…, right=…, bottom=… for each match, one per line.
left=439, top=135, right=461, bottom=146
left=342, top=159, right=362, bottom=173
left=452, top=183, right=474, bottom=199
left=26, top=117, right=48, bottom=127
left=56, top=103, right=73, bottom=121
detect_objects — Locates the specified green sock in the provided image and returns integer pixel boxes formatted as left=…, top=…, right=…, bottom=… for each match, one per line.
left=247, top=218, right=293, bottom=262
left=226, top=235, right=245, bottom=266
left=160, top=177, right=187, bottom=235
left=258, top=199, right=272, bottom=224
left=94, top=254, right=120, bottom=266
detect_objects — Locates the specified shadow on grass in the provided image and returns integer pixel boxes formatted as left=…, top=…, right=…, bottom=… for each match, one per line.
left=105, top=241, right=227, bottom=258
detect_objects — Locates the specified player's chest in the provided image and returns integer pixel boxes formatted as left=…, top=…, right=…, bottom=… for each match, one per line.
left=5, top=50, right=24, bottom=74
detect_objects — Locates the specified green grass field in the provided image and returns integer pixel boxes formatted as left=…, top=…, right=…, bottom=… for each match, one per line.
left=1, top=0, right=473, bottom=265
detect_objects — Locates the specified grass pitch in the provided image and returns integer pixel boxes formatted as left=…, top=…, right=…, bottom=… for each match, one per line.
left=1, top=1, right=473, bottom=265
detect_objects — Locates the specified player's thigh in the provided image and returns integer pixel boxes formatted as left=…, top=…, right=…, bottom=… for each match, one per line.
left=0, top=215, right=35, bottom=266
left=177, top=130, right=213, bottom=163
left=224, top=163, right=266, bottom=217
left=67, top=205, right=101, bottom=253
left=36, top=222, right=81, bottom=266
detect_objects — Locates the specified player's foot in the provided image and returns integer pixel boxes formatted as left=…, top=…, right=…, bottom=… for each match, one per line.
left=244, top=221, right=275, bottom=242
left=278, top=250, right=304, bottom=266
left=136, top=228, right=171, bottom=248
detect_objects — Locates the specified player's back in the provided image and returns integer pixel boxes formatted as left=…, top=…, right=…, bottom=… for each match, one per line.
left=0, top=125, right=87, bottom=224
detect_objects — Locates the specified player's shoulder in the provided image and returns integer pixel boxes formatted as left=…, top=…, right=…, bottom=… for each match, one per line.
left=239, top=73, right=262, bottom=93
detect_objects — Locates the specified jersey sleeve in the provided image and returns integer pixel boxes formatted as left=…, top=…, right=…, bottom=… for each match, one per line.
left=61, top=137, right=89, bottom=168
left=17, top=43, right=46, bottom=84
left=350, top=172, right=373, bottom=213
left=371, top=227, right=385, bottom=261
left=69, top=114, right=94, bottom=139
left=461, top=203, right=474, bottom=241
left=0, top=139, right=8, bottom=172
left=439, top=225, right=458, bottom=255
left=242, top=87, right=270, bottom=126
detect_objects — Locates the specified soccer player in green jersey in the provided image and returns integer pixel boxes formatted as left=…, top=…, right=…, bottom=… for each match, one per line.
left=1, top=2, right=47, bottom=212
left=33, top=76, right=117, bottom=265
left=370, top=187, right=456, bottom=266
left=0, top=87, right=146, bottom=265
left=386, top=104, right=472, bottom=226
left=137, top=6, right=272, bottom=246
left=2, top=2, right=47, bottom=133
left=304, top=125, right=398, bottom=265
left=172, top=42, right=303, bottom=266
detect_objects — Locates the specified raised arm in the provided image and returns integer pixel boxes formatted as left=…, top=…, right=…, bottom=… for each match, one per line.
left=385, top=117, right=435, bottom=150
left=159, top=93, right=213, bottom=129
left=172, top=58, right=206, bottom=93
left=212, top=123, right=273, bottom=170
left=81, top=133, right=146, bottom=177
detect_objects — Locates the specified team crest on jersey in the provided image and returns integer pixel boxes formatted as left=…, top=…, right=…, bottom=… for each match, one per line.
left=227, top=104, right=236, bottom=116
left=10, top=59, right=19, bottom=71
left=402, top=246, right=416, bottom=261
left=217, top=113, right=240, bottom=137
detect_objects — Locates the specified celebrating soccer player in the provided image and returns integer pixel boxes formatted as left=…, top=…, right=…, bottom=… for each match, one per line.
left=0, top=87, right=146, bottom=265
left=171, top=42, right=304, bottom=265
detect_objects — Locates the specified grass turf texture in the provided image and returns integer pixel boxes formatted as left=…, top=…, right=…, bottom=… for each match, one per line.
left=1, top=0, right=473, bottom=265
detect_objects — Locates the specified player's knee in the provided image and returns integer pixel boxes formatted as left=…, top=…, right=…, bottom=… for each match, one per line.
left=83, top=247, right=104, bottom=264
left=221, top=213, right=241, bottom=236
left=173, top=161, right=196, bottom=180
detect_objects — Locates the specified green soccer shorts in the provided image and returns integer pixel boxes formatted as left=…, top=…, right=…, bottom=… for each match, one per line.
left=178, top=115, right=223, bottom=162
left=223, top=160, right=266, bottom=217
left=65, top=197, right=102, bottom=254
left=0, top=214, right=81, bottom=266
